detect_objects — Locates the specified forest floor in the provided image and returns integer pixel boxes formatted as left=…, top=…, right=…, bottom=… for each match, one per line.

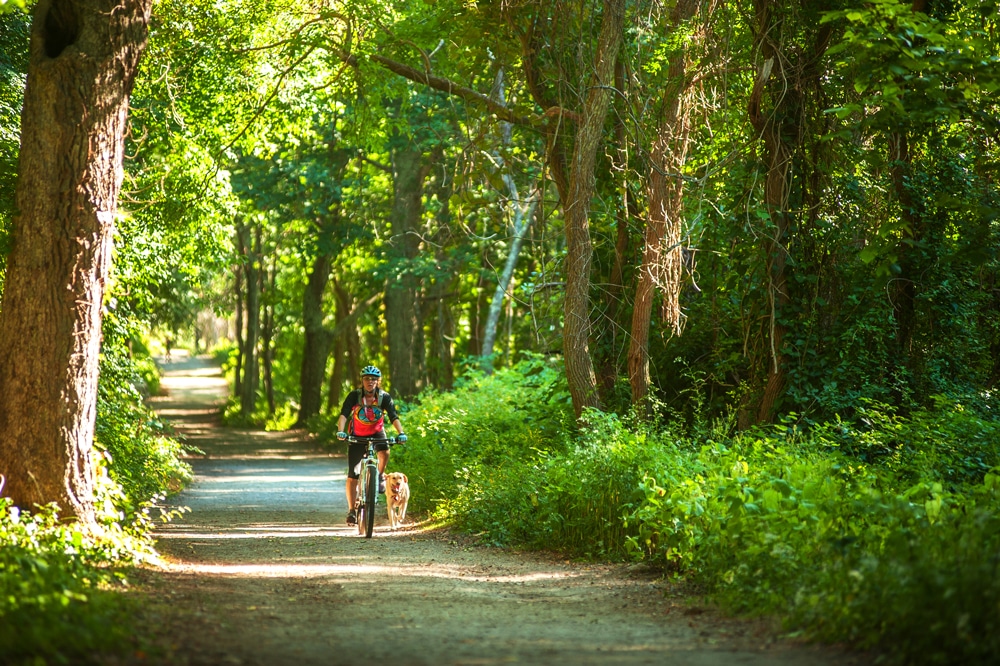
left=119, top=354, right=873, bottom=666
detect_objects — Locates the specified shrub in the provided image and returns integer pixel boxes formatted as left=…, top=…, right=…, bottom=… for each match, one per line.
left=625, top=426, right=1000, bottom=665
left=403, top=376, right=1000, bottom=664
left=0, top=495, right=156, bottom=663
left=390, top=353, right=573, bottom=517
left=97, top=333, right=192, bottom=512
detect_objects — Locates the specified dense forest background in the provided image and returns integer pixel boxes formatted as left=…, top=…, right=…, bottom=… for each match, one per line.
left=3, top=0, right=997, bottom=425
left=1, top=0, right=1000, bottom=664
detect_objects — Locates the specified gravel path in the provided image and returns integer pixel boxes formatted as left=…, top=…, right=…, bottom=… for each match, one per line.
left=130, top=355, right=870, bottom=666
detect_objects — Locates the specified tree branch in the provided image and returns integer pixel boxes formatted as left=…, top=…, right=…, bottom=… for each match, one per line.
left=329, top=46, right=540, bottom=129
left=328, top=292, right=382, bottom=341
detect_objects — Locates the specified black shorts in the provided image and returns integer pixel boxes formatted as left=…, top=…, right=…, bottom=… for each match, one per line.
left=347, top=437, right=390, bottom=479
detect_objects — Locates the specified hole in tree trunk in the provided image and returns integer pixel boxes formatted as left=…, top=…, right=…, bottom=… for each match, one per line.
left=43, top=0, right=79, bottom=59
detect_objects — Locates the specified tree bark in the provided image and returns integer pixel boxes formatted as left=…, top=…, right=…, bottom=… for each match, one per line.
left=334, top=280, right=361, bottom=384
left=297, top=247, right=333, bottom=425
left=233, top=253, right=245, bottom=397
left=385, top=143, right=427, bottom=399
left=238, top=222, right=261, bottom=417
left=327, top=332, right=345, bottom=414
left=597, top=59, right=635, bottom=400
left=747, top=0, right=832, bottom=424
left=467, top=268, right=488, bottom=358
left=481, top=184, right=539, bottom=371
left=628, top=0, right=714, bottom=409
left=0, top=0, right=152, bottom=518
left=561, top=0, right=627, bottom=418
left=261, top=258, right=276, bottom=416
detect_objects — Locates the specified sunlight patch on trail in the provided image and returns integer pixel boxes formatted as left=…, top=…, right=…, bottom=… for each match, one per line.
left=160, top=560, right=580, bottom=584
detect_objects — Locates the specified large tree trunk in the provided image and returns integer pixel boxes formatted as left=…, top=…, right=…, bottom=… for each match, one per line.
left=596, top=59, right=635, bottom=400
left=0, top=0, right=152, bottom=518
left=297, top=248, right=333, bottom=425
left=628, top=0, right=714, bottom=409
left=561, top=0, right=627, bottom=418
left=385, top=144, right=427, bottom=399
left=748, top=3, right=793, bottom=425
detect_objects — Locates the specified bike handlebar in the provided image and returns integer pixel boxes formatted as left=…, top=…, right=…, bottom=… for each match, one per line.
left=342, top=435, right=397, bottom=445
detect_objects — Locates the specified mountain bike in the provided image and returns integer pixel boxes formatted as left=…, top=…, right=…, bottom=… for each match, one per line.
left=345, top=435, right=395, bottom=538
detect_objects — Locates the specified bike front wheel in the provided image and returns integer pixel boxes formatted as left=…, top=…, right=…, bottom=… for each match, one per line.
left=363, top=464, right=377, bottom=538
left=356, top=502, right=366, bottom=536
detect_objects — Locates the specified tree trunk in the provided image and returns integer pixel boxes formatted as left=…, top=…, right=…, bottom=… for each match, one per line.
left=261, top=258, right=276, bottom=416
left=233, top=248, right=245, bottom=398
left=0, top=0, right=152, bottom=518
left=481, top=185, right=539, bottom=371
left=385, top=144, right=427, bottom=399
left=334, top=280, right=361, bottom=384
left=297, top=249, right=333, bottom=425
left=889, top=128, right=923, bottom=367
left=428, top=162, right=455, bottom=390
left=747, top=0, right=832, bottom=424
left=597, top=59, right=635, bottom=400
left=561, top=0, right=627, bottom=418
left=468, top=268, right=488, bottom=357
left=327, top=293, right=347, bottom=414
left=434, top=286, right=455, bottom=389
left=628, top=0, right=713, bottom=409
left=480, top=68, right=537, bottom=373
left=239, top=222, right=261, bottom=418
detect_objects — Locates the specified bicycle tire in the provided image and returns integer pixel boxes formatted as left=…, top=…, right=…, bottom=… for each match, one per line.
left=364, top=464, right=377, bottom=538
left=356, top=502, right=365, bottom=536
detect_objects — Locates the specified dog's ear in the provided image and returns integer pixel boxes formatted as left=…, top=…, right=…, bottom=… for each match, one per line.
left=403, top=474, right=408, bottom=483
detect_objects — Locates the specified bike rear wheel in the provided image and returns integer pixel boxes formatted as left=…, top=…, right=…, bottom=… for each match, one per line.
left=363, top=464, right=377, bottom=538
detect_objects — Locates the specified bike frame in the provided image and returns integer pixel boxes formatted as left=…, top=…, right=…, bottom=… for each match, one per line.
left=346, top=435, right=395, bottom=538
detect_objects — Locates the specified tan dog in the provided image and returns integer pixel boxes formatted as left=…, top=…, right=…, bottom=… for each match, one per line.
left=385, top=472, right=410, bottom=529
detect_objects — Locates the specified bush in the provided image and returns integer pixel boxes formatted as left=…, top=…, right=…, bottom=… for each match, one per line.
left=624, top=423, right=1000, bottom=665
left=0, top=496, right=156, bottom=663
left=397, top=369, right=1000, bottom=664
left=389, top=353, right=573, bottom=517
left=97, top=330, right=192, bottom=512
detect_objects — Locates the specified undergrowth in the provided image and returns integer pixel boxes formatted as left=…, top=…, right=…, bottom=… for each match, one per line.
left=383, top=356, right=1000, bottom=666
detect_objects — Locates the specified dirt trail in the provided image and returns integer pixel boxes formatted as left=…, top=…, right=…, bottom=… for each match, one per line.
left=132, top=355, right=869, bottom=666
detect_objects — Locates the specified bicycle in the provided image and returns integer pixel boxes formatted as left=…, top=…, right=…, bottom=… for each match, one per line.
left=344, top=435, right=395, bottom=538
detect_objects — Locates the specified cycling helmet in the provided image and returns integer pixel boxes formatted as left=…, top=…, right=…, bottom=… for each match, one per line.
left=361, top=365, right=381, bottom=378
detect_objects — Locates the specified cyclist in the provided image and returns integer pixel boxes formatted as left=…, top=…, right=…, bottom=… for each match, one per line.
left=336, top=365, right=407, bottom=525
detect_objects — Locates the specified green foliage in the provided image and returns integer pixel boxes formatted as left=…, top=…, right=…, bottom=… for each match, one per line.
left=0, top=315, right=189, bottom=664
left=97, top=311, right=192, bottom=512
left=406, top=381, right=1000, bottom=664
left=376, top=354, right=573, bottom=518
left=0, top=498, right=156, bottom=664
left=0, top=7, right=27, bottom=276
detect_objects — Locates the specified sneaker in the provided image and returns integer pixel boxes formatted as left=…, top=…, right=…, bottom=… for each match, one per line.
left=379, top=473, right=386, bottom=494
left=346, top=509, right=357, bottom=525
